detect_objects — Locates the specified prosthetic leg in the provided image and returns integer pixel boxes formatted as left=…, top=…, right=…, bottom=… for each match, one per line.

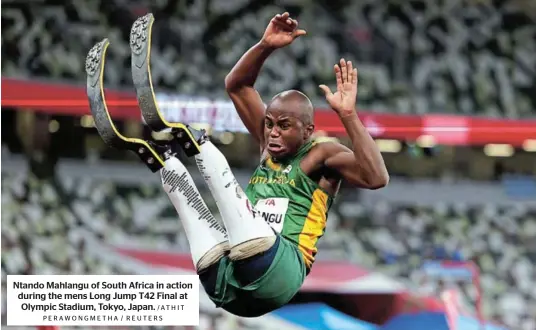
left=85, top=37, right=228, bottom=271
left=129, top=13, right=205, bottom=156
left=127, top=14, right=276, bottom=259
left=85, top=38, right=168, bottom=172
left=85, top=13, right=275, bottom=272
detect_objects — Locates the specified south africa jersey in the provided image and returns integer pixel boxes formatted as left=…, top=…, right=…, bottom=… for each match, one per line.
left=245, top=140, right=334, bottom=269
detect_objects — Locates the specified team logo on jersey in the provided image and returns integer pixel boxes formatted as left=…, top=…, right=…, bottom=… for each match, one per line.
left=282, top=165, right=292, bottom=174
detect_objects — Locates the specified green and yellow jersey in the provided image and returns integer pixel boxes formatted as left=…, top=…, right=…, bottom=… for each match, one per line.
left=245, top=140, right=335, bottom=270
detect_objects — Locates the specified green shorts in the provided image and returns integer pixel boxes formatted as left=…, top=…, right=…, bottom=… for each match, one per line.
left=206, top=235, right=307, bottom=317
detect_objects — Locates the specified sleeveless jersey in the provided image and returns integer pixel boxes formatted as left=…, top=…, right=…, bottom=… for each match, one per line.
left=245, top=140, right=334, bottom=269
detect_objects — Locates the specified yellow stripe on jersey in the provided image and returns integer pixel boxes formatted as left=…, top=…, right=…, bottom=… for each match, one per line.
left=298, top=188, right=329, bottom=268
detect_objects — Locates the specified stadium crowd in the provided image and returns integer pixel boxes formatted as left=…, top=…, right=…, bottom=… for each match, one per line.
left=2, top=169, right=535, bottom=329
left=2, top=0, right=535, bottom=329
left=2, top=0, right=535, bottom=117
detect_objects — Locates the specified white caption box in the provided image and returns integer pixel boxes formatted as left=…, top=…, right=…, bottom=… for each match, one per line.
left=7, top=275, right=200, bottom=326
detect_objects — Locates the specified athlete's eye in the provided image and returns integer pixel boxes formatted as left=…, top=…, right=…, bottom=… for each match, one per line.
left=265, top=121, right=274, bottom=128
left=280, top=122, right=291, bottom=130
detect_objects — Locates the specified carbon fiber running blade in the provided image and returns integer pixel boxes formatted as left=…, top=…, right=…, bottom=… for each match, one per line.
left=85, top=39, right=165, bottom=172
left=129, top=13, right=202, bottom=157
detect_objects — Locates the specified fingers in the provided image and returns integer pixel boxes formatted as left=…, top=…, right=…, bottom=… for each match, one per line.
left=334, top=65, right=343, bottom=90
left=347, top=60, right=353, bottom=82
left=274, top=12, right=293, bottom=26
left=274, top=12, right=289, bottom=22
left=335, top=59, right=358, bottom=85
left=318, top=84, right=333, bottom=96
left=276, top=12, right=290, bottom=21
left=273, top=12, right=304, bottom=36
left=340, top=58, right=348, bottom=84
left=271, top=18, right=293, bottom=32
left=292, top=29, right=307, bottom=38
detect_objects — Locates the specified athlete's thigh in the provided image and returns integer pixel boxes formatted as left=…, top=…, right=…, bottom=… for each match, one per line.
left=199, top=256, right=237, bottom=308
left=245, top=235, right=306, bottom=301
left=202, top=236, right=306, bottom=317
left=227, top=236, right=307, bottom=316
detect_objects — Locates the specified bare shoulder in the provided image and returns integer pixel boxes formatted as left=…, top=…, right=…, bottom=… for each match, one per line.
left=301, top=139, right=346, bottom=173
left=309, top=139, right=350, bottom=159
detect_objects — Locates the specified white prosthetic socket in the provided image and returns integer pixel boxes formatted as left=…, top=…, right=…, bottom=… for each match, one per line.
left=193, top=141, right=276, bottom=260
left=160, top=156, right=229, bottom=271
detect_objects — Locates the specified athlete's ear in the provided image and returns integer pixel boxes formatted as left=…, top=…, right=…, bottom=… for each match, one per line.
left=304, top=124, right=315, bottom=139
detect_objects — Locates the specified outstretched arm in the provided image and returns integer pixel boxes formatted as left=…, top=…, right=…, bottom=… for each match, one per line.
left=224, top=12, right=306, bottom=146
left=224, top=43, right=273, bottom=145
left=319, top=59, right=389, bottom=189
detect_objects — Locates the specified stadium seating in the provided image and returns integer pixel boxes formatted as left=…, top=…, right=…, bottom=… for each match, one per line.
left=2, top=170, right=535, bottom=329
left=349, top=202, right=536, bottom=329
left=2, top=1, right=535, bottom=328
left=2, top=0, right=534, bottom=117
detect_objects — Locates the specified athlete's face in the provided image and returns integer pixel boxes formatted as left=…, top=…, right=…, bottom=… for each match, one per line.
left=264, top=100, right=314, bottom=160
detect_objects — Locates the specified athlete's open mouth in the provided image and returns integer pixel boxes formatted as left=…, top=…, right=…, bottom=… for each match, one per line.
left=267, top=142, right=284, bottom=153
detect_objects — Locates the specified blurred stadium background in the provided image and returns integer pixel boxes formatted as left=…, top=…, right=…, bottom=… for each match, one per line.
left=2, top=0, right=535, bottom=329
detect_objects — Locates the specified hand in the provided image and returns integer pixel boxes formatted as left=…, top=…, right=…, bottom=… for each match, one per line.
left=261, top=12, right=306, bottom=49
left=319, top=59, right=358, bottom=116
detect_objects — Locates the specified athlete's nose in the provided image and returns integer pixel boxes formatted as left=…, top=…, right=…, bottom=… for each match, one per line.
left=269, top=127, right=281, bottom=137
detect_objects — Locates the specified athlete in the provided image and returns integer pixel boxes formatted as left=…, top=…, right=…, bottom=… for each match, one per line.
left=158, top=12, right=388, bottom=317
